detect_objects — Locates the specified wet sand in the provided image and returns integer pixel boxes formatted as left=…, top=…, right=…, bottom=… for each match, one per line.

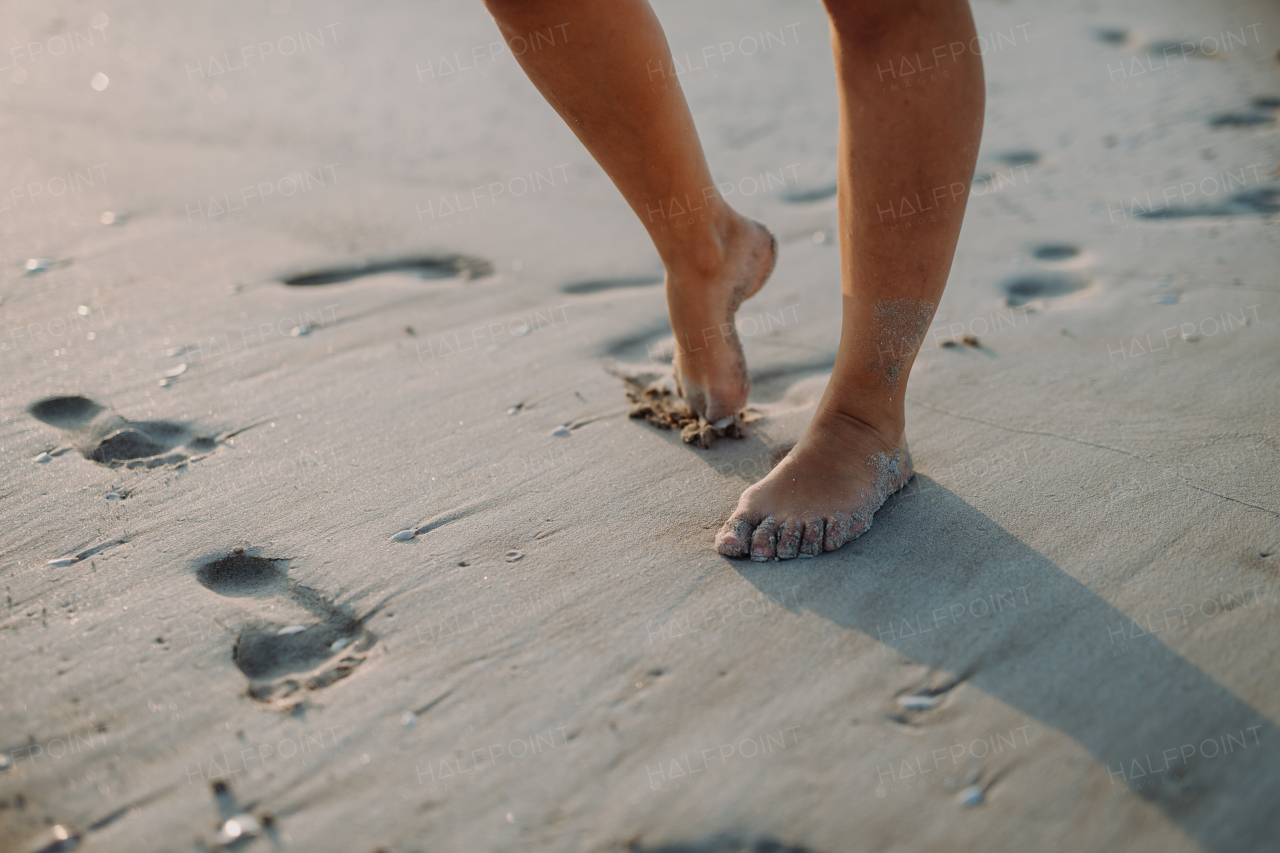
left=1, top=0, right=1278, bottom=850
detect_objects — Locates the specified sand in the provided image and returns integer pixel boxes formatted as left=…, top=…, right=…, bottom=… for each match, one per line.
left=2, top=0, right=1278, bottom=850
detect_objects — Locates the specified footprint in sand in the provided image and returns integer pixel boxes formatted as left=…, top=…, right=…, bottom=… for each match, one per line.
left=27, top=395, right=222, bottom=469
left=1000, top=271, right=1091, bottom=308
left=1137, top=186, right=1279, bottom=219
left=994, top=150, right=1040, bottom=168
left=1207, top=112, right=1275, bottom=129
left=1093, top=27, right=1129, bottom=46
left=780, top=182, right=838, bottom=203
left=622, top=837, right=815, bottom=852
left=1029, top=243, right=1080, bottom=262
left=281, top=253, right=493, bottom=286
left=195, top=550, right=375, bottom=703
left=560, top=275, right=662, bottom=295
left=888, top=675, right=965, bottom=727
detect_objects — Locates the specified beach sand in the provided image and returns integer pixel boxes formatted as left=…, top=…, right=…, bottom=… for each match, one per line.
left=2, top=0, right=1278, bottom=850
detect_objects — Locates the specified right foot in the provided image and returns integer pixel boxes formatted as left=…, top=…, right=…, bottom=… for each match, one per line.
left=715, top=406, right=913, bottom=559
left=665, top=215, right=777, bottom=424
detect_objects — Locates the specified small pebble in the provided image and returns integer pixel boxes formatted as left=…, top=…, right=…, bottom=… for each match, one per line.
left=277, top=625, right=307, bottom=636
left=158, top=378, right=172, bottom=387
left=504, top=550, right=524, bottom=562
left=956, top=785, right=984, bottom=807
left=90, top=72, right=109, bottom=91
left=551, top=426, right=571, bottom=437
left=961, top=335, right=981, bottom=347
left=291, top=323, right=311, bottom=337
left=400, top=711, right=417, bottom=728
left=330, top=637, right=349, bottom=652
left=77, top=305, right=90, bottom=316
left=897, top=694, right=936, bottom=710
left=712, top=417, right=733, bottom=430
left=165, top=345, right=186, bottom=357
left=0, top=753, right=9, bottom=770
left=1152, top=293, right=1179, bottom=304
left=24, top=258, right=52, bottom=274
left=105, top=491, right=121, bottom=500
left=507, top=407, right=519, bottom=416
left=392, top=529, right=416, bottom=542
left=813, top=231, right=827, bottom=244
left=164, top=363, right=187, bottom=378
left=100, top=211, right=118, bottom=225
left=48, top=557, right=78, bottom=567
left=34, top=451, right=51, bottom=463
left=217, top=814, right=261, bottom=844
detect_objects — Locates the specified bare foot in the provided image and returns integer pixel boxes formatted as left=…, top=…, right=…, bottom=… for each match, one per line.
left=715, top=408, right=914, bottom=559
left=666, top=215, right=777, bottom=424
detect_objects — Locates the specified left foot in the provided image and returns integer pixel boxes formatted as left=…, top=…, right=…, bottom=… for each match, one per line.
left=666, top=214, right=777, bottom=424
left=715, top=406, right=913, bottom=559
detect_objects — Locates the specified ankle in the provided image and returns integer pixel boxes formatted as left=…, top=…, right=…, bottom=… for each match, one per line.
left=814, top=401, right=906, bottom=448
left=659, top=207, right=743, bottom=283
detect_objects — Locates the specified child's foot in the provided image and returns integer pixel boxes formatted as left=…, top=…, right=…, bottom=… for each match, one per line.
left=715, top=406, right=913, bottom=559
left=666, top=215, right=776, bottom=424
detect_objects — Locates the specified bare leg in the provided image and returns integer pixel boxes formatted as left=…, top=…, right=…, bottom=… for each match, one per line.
left=483, top=0, right=776, bottom=422
left=717, top=1, right=985, bottom=558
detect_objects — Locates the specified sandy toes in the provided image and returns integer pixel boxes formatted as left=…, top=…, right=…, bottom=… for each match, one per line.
left=716, top=413, right=914, bottom=559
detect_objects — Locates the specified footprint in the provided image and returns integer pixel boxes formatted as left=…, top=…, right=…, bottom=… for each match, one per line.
left=781, top=183, right=838, bottom=203
left=1207, top=112, right=1275, bottom=129
left=281, top=254, right=493, bottom=286
left=28, top=395, right=220, bottom=468
left=1137, top=186, right=1280, bottom=219
left=1094, top=28, right=1129, bottom=46
left=994, top=150, right=1040, bottom=167
left=560, top=275, right=662, bottom=295
left=888, top=673, right=966, bottom=727
left=195, top=551, right=376, bottom=703
left=1000, top=272, right=1090, bottom=307
left=1030, top=243, right=1080, bottom=262
left=622, top=838, right=814, bottom=853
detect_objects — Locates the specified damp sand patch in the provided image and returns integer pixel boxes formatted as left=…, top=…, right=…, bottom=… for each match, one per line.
left=622, top=377, right=746, bottom=449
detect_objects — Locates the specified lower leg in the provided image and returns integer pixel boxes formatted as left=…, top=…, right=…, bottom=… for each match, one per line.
left=483, top=0, right=776, bottom=420
left=718, top=0, right=985, bottom=558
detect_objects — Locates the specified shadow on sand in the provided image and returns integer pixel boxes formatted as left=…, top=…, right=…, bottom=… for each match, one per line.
left=736, top=476, right=1276, bottom=853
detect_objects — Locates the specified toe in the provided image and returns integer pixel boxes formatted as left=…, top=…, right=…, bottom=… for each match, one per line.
left=715, top=515, right=757, bottom=558
left=823, top=513, right=871, bottom=552
left=775, top=520, right=802, bottom=559
left=799, top=518, right=824, bottom=557
left=749, top=516, right=779, bottom=561
left=823, top=515, right=849, bottom=552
